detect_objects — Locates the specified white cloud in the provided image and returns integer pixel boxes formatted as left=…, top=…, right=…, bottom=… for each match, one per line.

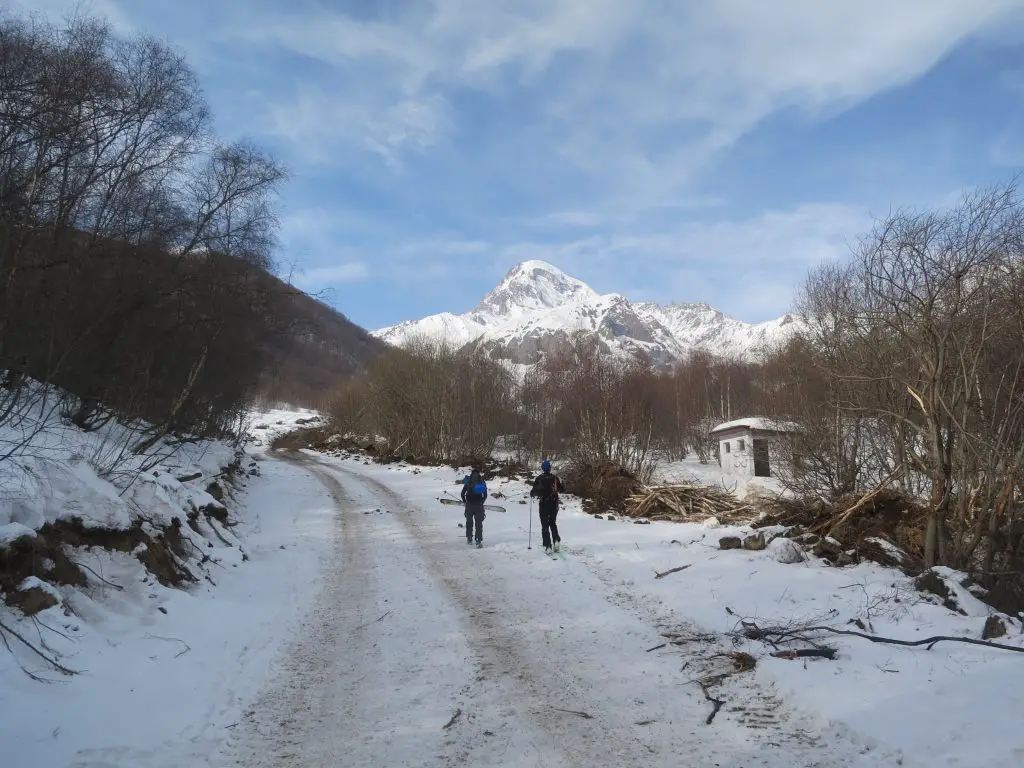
left=235, top=0, right=1023, bottom=195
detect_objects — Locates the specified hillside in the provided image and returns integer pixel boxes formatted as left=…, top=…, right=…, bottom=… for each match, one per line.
left=257, top=273, right=389, bottom=406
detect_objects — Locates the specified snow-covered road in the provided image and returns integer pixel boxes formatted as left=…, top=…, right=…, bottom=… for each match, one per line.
left=224, top=453, right=907, bottom=768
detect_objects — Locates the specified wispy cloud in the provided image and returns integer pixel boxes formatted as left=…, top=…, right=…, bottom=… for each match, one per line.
left=293, top=262, right=370, bottom=289
left=234, top=0, right=1022, bottom=193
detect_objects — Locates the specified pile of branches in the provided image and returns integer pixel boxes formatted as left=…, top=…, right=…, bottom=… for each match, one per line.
left=564, top=460, right=641, bottom=514
left=624, top=483, right=753, bottom=523
left=753, top=486, right=927, bottom=570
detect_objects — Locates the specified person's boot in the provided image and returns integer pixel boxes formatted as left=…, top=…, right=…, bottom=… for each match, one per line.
left=553, top=541, right=560, bottom=552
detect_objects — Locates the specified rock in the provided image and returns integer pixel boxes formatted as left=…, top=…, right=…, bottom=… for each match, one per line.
left=767, top=538, right=806, bottom=564
left=983, top=616, right=1007, bottom=640
left=206, top=481, right=225, bottom=502
left=856, top=538, right=906, bottom=570
left=915, top=569, right=966, bottom=614
left=634, top=519, right=651, bottom=525
left=594, top=515, right=604, bottom=520
left=10, top=585, right=58, bottom=616
left=702, top=516, right=722, bottom=529
left=812, top=539, right=843, bottom=561
left=719, top=536, right=742, bottom=550
left=742, top=533, right=767, bottom=551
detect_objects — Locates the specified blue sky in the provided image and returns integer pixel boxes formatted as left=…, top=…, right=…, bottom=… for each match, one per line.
left=17, top=0, right=1024, bottom=329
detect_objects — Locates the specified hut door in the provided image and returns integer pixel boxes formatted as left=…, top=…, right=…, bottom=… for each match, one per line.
left=752, top=439, right=771, bottom=477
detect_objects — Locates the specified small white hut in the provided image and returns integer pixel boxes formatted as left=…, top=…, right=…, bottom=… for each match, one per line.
left=710, top=417, right=798, bottom=479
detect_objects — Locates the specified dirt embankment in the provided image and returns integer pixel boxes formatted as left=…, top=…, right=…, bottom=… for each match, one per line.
left=1, top=457, right=253, bottom=616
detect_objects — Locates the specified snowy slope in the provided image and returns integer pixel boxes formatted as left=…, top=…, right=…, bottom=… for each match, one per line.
left=1, top=404, right=337, bottom=768
left=374, top=259, right=799, bottom=365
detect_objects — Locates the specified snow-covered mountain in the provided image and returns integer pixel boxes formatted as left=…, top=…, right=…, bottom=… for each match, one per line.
left=374, top=260, right=799, bottom=366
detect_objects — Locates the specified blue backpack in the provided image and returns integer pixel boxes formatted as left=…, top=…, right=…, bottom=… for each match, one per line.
left=465, top=478, right=487, bottom=502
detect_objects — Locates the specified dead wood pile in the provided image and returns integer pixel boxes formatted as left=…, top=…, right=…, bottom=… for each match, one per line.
left=624, top=483, right=754, bottom=524
left=753, top=488, right=927, bottom=571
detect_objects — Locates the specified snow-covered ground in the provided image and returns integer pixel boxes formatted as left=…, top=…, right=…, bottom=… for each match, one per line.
left=5, top=406, right=1023, bottom=766
left=279, top=453, right=1022, bottom=767
left=653, top=454, right=785, bottom=497
left=1, top=405, right=336, bottom=767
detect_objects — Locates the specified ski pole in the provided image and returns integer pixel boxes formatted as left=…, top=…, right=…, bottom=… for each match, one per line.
left=528, top=498, right=533, bottom=550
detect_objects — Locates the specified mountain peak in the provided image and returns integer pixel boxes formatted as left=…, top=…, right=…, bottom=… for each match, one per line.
left=476, top=260, right=599, bottom=316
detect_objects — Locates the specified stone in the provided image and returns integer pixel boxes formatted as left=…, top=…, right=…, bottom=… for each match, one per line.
left=767, top=538, right=806, bottom=564
left=742, top=533, right=767, bottom=551
left=982, top=616, right=1007, bottom=640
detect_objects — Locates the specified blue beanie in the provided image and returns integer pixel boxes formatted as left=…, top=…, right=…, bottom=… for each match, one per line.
left=542, top=460, right=551, bottom=471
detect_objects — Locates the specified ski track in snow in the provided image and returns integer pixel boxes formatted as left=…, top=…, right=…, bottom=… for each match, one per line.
left=225, top=453, right=913, bottom=768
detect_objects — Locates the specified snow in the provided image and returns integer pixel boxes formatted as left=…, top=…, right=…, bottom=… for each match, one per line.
left=0, top=386, right=235, bottom=535
left=5, top=409, right=1024, bottom=765
left=711, top=416, right=800, bottom=433
left=1, top=410, right=337, bottom=768
left=374, top=259, right=799, bottom=364
left=292, top=453, right=1024, bottom=767
left=654, top=454, right=786, bottom=497
left=245, top=406, right=323, bottom=449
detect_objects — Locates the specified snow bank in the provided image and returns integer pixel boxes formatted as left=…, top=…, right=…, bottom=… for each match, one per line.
left=2, top=441, right=337, bottom=768
left=0, top=385, right=235, bottom=536
left=2, top=400, right=338, bottom=767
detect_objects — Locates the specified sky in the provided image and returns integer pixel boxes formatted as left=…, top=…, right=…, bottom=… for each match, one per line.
left=14, top=0, right=1024, bottom=329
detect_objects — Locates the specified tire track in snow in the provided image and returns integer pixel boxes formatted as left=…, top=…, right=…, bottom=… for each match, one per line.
left=336, top=458, right=916, bottom=768
left=231, top=453, right=912, bottom=767
left=224, top=455, right=474, bottom=767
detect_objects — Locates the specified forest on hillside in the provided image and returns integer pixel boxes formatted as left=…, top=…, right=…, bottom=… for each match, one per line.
left=0, top=10, right=382, bottom=449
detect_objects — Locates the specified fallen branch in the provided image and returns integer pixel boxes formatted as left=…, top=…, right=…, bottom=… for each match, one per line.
left=0, top=618, right=77, bottom=677
left=355, top=610, right=392, bottom=630
left=654, top=564, right=692, bottom=579
left=144, top=633, right=192, bottom=658
left=646, top=643, right=668, bottom=653
left=74, top=559, right=125, bottom=591
left=551, top=707, right=593, bottom=719
left=442, top=708, right=462, bottom=730
left=808, top=626, right=1024, bottom=654
left=772, top=648, right=837, bottom=660
left=205, top=517, right=235, bottom=547
left=697, top=682, right=725, bottom=725
left=738, top=618, right=1024, bottom=655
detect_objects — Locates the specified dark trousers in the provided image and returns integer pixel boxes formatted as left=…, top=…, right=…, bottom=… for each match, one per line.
left=539, top=502, right=560, bottom=547
left=465, top=507, right=484, bottom=542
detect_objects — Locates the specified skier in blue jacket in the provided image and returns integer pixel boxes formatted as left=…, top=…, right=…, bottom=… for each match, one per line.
left=461, top=468, right=487, bottom=547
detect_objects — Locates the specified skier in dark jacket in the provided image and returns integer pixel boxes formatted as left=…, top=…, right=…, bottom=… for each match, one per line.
left=530, top=459, right=565, bottom=553
left=461, top=468, right=487, bottom=548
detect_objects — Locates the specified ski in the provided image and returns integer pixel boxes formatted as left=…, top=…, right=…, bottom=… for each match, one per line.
left=438, top=497, right=505, bottom=513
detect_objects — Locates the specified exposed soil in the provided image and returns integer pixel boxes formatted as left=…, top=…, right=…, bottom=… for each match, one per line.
left=0, top=515, right=200, bottom=614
